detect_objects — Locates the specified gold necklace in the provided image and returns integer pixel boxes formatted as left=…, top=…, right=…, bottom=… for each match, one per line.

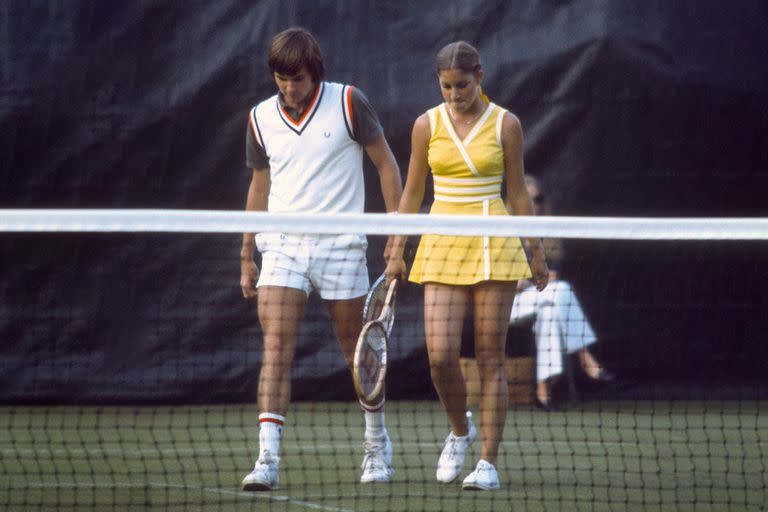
left=448, top=105, right=483, bottom=126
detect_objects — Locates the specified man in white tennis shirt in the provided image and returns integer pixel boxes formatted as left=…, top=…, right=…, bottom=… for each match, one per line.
left=239, top=27, right=402, bottom=491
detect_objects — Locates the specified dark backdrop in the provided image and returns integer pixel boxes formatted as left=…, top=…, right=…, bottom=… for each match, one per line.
left=2, top=0, right=767, bottom=402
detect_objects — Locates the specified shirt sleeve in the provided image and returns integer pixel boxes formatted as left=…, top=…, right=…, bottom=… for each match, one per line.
left=245, top=109, right=269, bottom=170
left=350, top=87, right=384, bottom=146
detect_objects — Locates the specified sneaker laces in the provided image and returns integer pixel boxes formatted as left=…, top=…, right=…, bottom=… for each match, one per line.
left=361, top=440, right=387, bottom=471
left=475, top=460, right=493, bottom=475
left=443, top=429, right=473, bottom=463
left=442, top=433, right=460, bottom=463
left=256, top=450, right=276, bottom=468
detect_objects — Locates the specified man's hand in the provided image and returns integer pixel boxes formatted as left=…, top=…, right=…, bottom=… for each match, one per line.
left=240, top=258, right=260, bottom=298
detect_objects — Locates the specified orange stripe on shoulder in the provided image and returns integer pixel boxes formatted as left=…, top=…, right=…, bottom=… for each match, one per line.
left=346, top=86, right=355, bottom=135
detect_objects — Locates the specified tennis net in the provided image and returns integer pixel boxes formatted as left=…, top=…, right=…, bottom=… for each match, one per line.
left=1, top=209, right=766, bottom=512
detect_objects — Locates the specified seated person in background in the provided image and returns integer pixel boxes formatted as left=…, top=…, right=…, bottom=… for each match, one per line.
left=510, top=175, right=615, bottom=410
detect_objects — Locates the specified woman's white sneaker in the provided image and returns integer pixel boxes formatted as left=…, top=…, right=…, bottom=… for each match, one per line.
left=462, top=459, right=500, bottom=490
left=436, top=411, right=477, bottom=483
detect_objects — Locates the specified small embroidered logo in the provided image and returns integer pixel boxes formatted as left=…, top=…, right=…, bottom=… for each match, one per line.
left=324, top=131, right=331, bottom=138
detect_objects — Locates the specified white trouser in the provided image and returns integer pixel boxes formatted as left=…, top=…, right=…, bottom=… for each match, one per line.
left=510, top=280, right=596, bottom=383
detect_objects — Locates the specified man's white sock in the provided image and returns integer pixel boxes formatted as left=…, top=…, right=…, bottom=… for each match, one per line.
left=360, top=398, right=386, bottom=439
left=258, top=412, right=285, bottom=459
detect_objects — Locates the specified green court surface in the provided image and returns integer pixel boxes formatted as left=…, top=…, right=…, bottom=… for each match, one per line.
left=1, top=400, right=766, bottom=511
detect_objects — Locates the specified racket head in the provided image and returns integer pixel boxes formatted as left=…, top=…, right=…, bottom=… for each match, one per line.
left=362, top=273, right=388, bottom=324
left=352, top=320, right=388, bottom=403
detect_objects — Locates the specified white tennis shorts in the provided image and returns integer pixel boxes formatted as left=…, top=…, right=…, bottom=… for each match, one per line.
left=255, top=232, right=369, bottom=300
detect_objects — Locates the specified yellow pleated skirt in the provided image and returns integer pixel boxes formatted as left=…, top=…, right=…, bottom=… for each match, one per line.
left=408, top=198, right=532, bottom=285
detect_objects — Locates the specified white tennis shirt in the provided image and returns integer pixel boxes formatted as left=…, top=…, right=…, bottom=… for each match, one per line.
left=248, top=81, right=367, bottom=214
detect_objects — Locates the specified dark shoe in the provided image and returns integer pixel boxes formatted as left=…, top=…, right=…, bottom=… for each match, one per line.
left=534, top=397, right=559, bottom=412
left=592, top=368, right=616, bottom=382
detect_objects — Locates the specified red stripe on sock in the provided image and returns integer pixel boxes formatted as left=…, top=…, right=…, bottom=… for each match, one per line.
left=360, top=401, right=385, bottom=413
left=259, top=418, right=284, bottom=426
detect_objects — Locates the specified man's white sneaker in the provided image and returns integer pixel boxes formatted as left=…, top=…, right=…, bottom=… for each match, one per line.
left=241, top=450, right=279, bottom=491
left=462, top=459, right=500, bottom=490
left=436, top=411, right=477, bottom=483
left=360, top=433, right=393, bottom=483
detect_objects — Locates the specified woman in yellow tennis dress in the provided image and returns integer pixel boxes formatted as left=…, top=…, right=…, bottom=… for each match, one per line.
left=385, top=41, right=548, bottom=491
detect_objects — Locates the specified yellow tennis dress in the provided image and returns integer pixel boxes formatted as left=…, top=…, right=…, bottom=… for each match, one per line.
left=409, top=102, right=532, bottom=285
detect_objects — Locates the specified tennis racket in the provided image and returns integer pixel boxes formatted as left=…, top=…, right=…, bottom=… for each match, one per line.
left=362, top=273, right=396, bottom=333
left=353, top=275, right=398, bottom=403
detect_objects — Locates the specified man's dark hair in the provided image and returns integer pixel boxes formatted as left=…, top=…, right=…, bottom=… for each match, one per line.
left=268, top=27, right=325, bottom=82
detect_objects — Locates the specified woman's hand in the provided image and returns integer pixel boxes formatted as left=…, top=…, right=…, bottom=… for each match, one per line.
left=384, top=256, right=407, bottom=286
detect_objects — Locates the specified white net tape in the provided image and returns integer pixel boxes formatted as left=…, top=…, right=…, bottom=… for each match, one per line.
left=2, top=209, right=768, bottom=239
